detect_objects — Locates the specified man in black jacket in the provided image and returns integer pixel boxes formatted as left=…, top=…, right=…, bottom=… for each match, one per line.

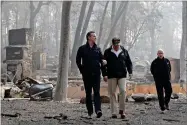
left=150, top=49, right=172, bottom=113
left=76, top=31, right=106, bottom=118
left=103, top=37, right=132, bottom=119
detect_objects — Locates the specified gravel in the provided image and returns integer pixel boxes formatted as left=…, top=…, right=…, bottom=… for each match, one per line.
left=1, top=98, right=187, bottom=125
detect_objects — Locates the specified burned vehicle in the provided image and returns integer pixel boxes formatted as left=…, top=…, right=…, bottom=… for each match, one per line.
left=15, top=77, right=53, bottom=101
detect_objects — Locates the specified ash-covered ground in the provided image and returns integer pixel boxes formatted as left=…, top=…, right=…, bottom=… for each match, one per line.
left=1, top=99, right=187, bottom=125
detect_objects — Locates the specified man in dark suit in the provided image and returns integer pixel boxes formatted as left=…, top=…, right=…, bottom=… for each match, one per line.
left=76, top=31, right=106, bottom=118
left=151, top=49, right=173, bottom=113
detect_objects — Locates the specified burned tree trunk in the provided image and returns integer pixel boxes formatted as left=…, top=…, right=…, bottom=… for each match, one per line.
left=15, top=3, right=19, bottom=29
left=103, top=1, right=129, bottom=51
left=71, top=1, right=95, bottom=75
left=97, top=1, right=109, bottom=46
left=71, top=1, right=87, bottom=74
left=180, top=38, right=186, bottom=82
left=150, top=25, right=156, bottom=60
left=29, top=1, right=36, bottom=33
left=110, top=1, right=116, bottom=39
left=78, top=1, right=95, bottom=45
left=29, top=1, right=51, bottom=49
left=119, top=1, right=129, bottom=45
left=54, top=1, right=72, bottom=101
left=185, top=2, right=187, bottom=96
left=111, top=1, right=116, bottom=24
left=55, top=7, right=59, bottom=55
left=180, top=1, right=187, bottom=83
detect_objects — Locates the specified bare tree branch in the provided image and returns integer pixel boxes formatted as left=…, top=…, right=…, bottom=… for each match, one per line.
left=42, top=1, right=52, bottom=6
left=50, top=1, right=58, bottom=6
left=33, top=2, right=43, bottom=16
left=127, top=2, right=160, bottom=51
left=103, top=1, right=129, bottom=50
left=30, top=1, right=35, bottom=12
left=128, top=21, right=147, bottom=51
left=33, top=1, right=51, bottom=18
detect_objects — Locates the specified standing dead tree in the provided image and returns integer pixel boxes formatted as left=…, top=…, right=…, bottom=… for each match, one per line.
left=97, top=1, right=109, bottom=46
left=119, top=2, right=129, bottom=45
left=71, top=1, right=95, bottom=75
left=71, top=1, right=88, bottom=74
left=29, top=1, right=51, bottom=33
left=103, top=1, right=129, bottom=51
left=54, top=1, right=72, bottom=101
left=180, top=1, right=187, bottom=85
left=30, top=1, right=51, bottom=49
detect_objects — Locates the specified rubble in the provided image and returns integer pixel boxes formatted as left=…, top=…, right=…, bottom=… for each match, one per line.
left=0, top=87, right=5, bottom=99
left=80, top=95, right=110, bottom=104
left=101, top=95, right=110, bottom=103
left=0, top=83, right=22, bottom=99
left=144, top=102, right=150, bottom=105
left=1, top=72, right=14, bottom=83
left=0, top=77, right=54, bottom=101
left=171, top=93, right=179, bottom=99
left=145, top=94, right=158, bottom=101
left=44, top=113, right=68, bottom=120
left=126, top=96, right=135, bottom=102
left=131, top=93, right=146, bottom=102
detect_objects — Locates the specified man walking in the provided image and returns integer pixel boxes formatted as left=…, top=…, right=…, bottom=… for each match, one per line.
left=150, top=49, right=172, bottom=113
left=76, top=31, right=106, bottom=118
left=103, top=37, right=133, bottom=119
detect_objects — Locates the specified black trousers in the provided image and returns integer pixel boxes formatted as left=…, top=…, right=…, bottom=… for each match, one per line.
left=82, top=73, right=101, bottom=115
left=155, top=79, right=173, bottom=110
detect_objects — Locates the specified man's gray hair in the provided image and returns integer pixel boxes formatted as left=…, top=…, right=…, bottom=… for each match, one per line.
left=157, top=49, right=164, bottom=53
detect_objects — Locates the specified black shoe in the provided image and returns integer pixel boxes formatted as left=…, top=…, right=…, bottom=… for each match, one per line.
left=161, top=109, right=167, bottom=114
left=112, top=114, right=117, bottom=119
left=161, top=106, right=165, bottom=111
left=119, top=110, right=126, bottom=119
left=88, top=112, right=93, bottom=119
left=96, top=111, right=102, bottom=118
left=165, top=104, right=169, bottom=110
left=160, top=107, right=166, bottom=114
left=88, top=114, right=92, bottom=119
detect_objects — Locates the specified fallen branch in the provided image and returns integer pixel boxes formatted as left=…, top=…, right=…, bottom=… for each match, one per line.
left=44, top=113, right=67, bottom=120
left=163, top=118, right=180, bottom=122
left=1, top=113, right=21, bottom=117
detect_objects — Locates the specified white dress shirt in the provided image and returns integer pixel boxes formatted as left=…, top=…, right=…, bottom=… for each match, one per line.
left=111, top=46, right=122, bottom=57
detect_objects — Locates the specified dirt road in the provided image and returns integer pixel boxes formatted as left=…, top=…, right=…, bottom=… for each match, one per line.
left=1, top=99, right=187, bottom=125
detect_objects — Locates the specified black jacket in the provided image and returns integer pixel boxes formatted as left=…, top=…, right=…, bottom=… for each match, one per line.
left=150, top=57, right=171, bottom=81
left=104, top=46, right=132, bottom=79
left=76, top=42, right=106, bottom=76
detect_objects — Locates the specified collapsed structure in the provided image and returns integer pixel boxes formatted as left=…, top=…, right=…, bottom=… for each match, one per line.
left=2, top=28, right=33, bottom=82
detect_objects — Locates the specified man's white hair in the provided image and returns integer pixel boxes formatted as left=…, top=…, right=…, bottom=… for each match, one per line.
left=157, top=49, right=164, bottom=53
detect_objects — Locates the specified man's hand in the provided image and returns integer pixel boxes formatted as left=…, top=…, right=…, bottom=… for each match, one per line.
left=103, top=76, right=108, bottom=82
left=102, top=59, right=107, bottom=66
left=129, top=74, right=132, bottom=80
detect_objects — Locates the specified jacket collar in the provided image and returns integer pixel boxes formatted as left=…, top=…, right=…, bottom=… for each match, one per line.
left=86, top=41, right=97, bottom=48
left=109, top=45, right=123, bottom=50
left=157, top=57, right=165, bottom=60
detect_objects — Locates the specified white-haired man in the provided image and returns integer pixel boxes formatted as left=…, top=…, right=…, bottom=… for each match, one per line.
left=150, top=49, right=173, bottom=113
